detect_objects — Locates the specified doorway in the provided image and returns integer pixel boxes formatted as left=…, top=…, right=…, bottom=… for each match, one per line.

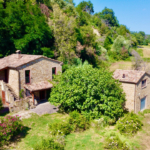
left=40, top=90, right=46, bottom=100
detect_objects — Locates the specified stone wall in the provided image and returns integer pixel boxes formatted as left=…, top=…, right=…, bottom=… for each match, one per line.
left=121, top=82, right=135, bottom=112
left=135, top=74, right=150, bottom=113
left=8, top=69, right=19, bottom=97
left=18, top=58, right=62, bottom=91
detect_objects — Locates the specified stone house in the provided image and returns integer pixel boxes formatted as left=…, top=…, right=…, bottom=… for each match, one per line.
left=113, top=69, right=150, bottom=113
left=0, top=50, right=62, bottom=108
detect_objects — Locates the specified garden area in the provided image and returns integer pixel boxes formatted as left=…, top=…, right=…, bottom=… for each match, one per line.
left=0, top=110, right=150, bottom=150
left=0, top=63, right=150, bottom=150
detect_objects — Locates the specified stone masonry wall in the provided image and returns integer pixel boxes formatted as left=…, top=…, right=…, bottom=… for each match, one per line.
left=18, top=58, right=62, bottom=92
left=121, top=82, right=135, bottom=112
left=8, top=69, right=19, bottom=97
left=135, top=74, right=150, bottom=113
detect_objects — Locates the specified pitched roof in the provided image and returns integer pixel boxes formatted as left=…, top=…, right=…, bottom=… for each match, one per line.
left=0, top=54, right=62, bottom=70
left=24, top=81, right=53, bottom=92
left=113, top=69, right=146, bottom=83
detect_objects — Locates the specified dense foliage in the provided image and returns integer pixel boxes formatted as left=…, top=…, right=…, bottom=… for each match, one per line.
left=0, top=0, right=149, bottom=66
left=0, top=115, right=23, bottom=146
left=49, top=111, right=90, bottom=136
left=49, top=63, right=126, bottom=119
left=116, top=112, right=143, bottom=135
left=34, top=138, right=64, bottom=150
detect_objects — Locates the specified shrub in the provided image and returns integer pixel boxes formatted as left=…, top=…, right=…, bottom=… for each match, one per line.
left=49, top=121, right=72, bottom=136
left=34, top=138, right=64, bottom=150
left=0, top=115, right=23, bottom=146
left=0, top=97, right=2, bottom=110
left=116, top=112, right=143, bottom=135
left=49, top=64, right=126, bottom=119
left=93, top=116, right=115, bottom=128
left=69, top=111, right=90, bottom=132
left=104, top=131, right=131, bottom=150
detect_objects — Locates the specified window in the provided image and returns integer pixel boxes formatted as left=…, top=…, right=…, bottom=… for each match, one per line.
left=25, top=70, right=30, bottom=84
left=141, top=79, right=146, bottom=88
left=141, top=97, right=146, bottom=110
left=52, top=67, right=56, bottom=79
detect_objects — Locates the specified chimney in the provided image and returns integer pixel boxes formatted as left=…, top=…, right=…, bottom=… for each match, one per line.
left=122, top=74, right=125, bottom=78
left=16, top=50, right=21, bottom=59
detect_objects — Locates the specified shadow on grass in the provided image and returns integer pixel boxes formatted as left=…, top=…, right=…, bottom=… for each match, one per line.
left=0, top=106, right=9, bottom=117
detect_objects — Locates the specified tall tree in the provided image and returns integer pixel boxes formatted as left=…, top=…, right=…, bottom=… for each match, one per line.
left=76, top=1, right=94, bottom=14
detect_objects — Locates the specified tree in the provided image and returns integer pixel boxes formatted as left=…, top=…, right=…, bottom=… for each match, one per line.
left=76, top=1, right=94, bottom=14
left=49, top=63, right=126, bottom=119
left=49, top=4, right=77, bottom=62
left=112, top=35, right=131, bottom=59
left=2, top=1, right=53, bottom=56
left=99, top=7, right=119, bottom=27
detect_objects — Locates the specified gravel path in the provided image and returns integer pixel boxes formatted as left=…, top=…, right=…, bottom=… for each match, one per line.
left=30, top=102, right=58, bottom=115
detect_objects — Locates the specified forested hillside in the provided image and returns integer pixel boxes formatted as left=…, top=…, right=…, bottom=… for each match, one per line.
left=0, top=0, right=150, bottom=68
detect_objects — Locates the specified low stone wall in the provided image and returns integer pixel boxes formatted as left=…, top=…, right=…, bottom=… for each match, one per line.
left=9, top=97, right=35, bottom=113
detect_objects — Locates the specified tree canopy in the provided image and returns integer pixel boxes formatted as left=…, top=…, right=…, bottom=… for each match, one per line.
left=49, top=63, right=126, bottom=119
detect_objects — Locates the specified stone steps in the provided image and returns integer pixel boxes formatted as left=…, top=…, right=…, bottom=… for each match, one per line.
left=6, top=84, right=19, bottom=100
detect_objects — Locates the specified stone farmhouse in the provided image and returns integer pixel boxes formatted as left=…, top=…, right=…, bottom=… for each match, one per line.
left=0, top=50, right=62, bottom=110
left=113, top=69, right=150, bottom=113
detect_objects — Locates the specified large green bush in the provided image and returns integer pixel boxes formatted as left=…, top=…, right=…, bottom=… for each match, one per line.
left=0, top=115, right=23, bottom=146
left=49, top=64, right=126, bottom=119
left=34, top=138, right=64, bottom=150
left=116, top=112, right=143, bottom=135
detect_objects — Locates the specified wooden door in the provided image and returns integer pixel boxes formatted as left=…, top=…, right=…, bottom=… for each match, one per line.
left=2, top=91, right=6, bottom=104
left=40, top=90, right=45, bottom=100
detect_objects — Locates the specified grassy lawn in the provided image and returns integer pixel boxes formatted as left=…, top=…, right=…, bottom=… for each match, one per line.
left=1, top=111, right=150, bottom=150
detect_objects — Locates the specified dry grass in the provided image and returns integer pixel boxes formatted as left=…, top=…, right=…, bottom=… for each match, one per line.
left=137, top=45, right=150, bottom=58
left=110, top=61, right=133, bottom=72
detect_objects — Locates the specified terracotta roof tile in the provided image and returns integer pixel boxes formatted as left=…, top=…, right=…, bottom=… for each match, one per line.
left=24, top=81, right=53, bottom=92
left=113, top=69, right=145, bottom=83
left=0, top=54, right=62, bottom=70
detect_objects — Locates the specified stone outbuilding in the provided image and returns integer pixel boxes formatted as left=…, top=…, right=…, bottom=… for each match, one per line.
left=113, top=69, right=150, bottom=113
left=0, top=50, right=62, bottom=109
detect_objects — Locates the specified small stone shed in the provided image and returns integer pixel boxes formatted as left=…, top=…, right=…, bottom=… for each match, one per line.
left=0, top=50, right=63, bottom=109
left=113, top=69, right=150, bottom=113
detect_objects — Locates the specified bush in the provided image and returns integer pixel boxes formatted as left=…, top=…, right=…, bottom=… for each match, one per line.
left=0, top=97, right=2, bottom=110
left=104, top=131, right=131, bottom=150
left=34, top=138, right=64, bottom=150
left=93, top=116, right=115, bottom=128
left=69, top=111, right=90, bottom=132
left=49, top=64, right=126, bottom=119
left=0, top=115, right=23, bottom=146
left=116, top=112, right=143, bottom=135
left=49, top=121, right=72, bottom=136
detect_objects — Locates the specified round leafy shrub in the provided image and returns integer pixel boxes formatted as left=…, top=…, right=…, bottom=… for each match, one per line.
left=104, top=132, right=131, bottom=150
left=49, top=121, right=72, bottom=136
left=49, top=64, right=126, bottom=119
left=69, top=111, right=90, bottom=132
left=116, top=112, right=143, bottom=135
left=34, top=138, right=64, bottom=150
left=0, top=115, right=23, bottom=146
